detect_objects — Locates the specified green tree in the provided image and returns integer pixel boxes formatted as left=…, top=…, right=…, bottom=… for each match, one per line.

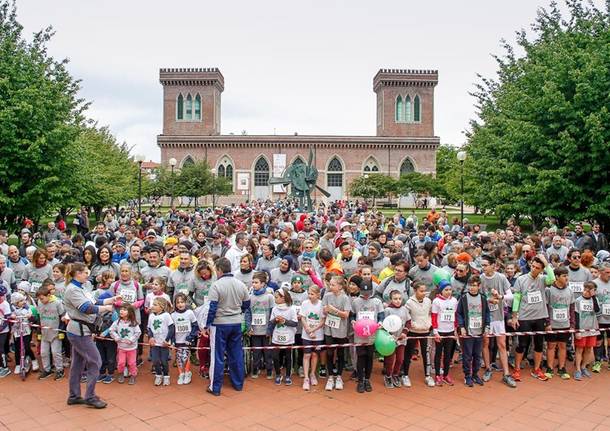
left=176, top=160, right=214, bottom=207
left=209, top=175, right=233, bottom=208
left=397, top=172, right=443, bottom=198
left=349, top=174, right=396, bottom=205
left=0, top=2, right=86, bottom=230
left=467, top=1, right=610, bottom=229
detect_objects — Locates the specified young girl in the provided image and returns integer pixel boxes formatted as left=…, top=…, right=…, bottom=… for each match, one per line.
left=289, top=275, right=308, bottom=377
left=147, top=297, right=175, bottom=386
left=403, top=281, right=434, bottom=388
left=36, top=285, right=66, bottom=380
left=193, top=260, right=215, bottom=378
left=52, top=263, right=67, bottom=300
left=268, top=288, right=298, bottom=385
left=300, top=285, right=325, bottom=391
left=95, top=271, right=117, bottom=300
left=431, top=280, right=458, bottom=386
left=574, top=282, right=599, bottom=380
left=171, top=293, right=198, bottom=385
left=322, top=275, right=351, bottom=391
left=145, top=277, right=171, bottom=313
left=383, top=290, right=410, bottom=389
left=11, top=292, right=36, bottom=374
left=248, top=272, right=275, bottom=379
left=109, top=304, right=141, bottom=385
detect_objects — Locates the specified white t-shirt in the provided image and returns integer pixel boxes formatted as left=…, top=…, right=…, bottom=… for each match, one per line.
left=299, top=299, right=325, bottom=341
left=145, top=292, right=171, bottom=311
left=148, top=312, right=174, bottom=344
left=432, top=296, right=458, bottom=334
left=270, top=305, right=298, bottom=345
left=171, top=309, right=197, bottom=344
left=0, top=300, right=11, bottom=334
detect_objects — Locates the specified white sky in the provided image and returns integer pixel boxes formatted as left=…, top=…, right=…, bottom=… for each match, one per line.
left=15, top=0, right=591, bottom=161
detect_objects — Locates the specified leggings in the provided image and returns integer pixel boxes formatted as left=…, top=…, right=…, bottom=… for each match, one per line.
left=325, top=336, right=348, bottom=376
left=356, top=345, right=375, bottom=382
left=594, top=323, right=610, bottom=361
left=175, top=344, right=190, bottom=369
left=197, top=333, right=210, bottom=371
left=251, top=335, right=273, bottom=372
left=0, top=333, right=8, bottom=368
left=434, top=332, right=456, bottom=376
left=14, top=334, right=36, bottom=362
left=403, top=332, right=430, bottom=376
left=292, top=334, right=303, bottom=370
left=384, top=344, right=406, bottom=376
left=151, top=346, right=170, bottom=376
left=272, top=344, right=292, bottom=377
left=516, top=319, right=545, bottom=354
left=96, top=339, right=116, bottom=374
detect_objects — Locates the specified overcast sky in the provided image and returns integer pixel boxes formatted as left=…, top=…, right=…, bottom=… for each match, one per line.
left=16, top=0, right=591, bottom=161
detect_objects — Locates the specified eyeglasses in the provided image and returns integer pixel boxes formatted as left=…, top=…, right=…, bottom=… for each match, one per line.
left=572, top=256, right=581, bottom=259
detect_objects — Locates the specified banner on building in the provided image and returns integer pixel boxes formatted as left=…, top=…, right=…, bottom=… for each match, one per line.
left=272, top=154, right=286, bottom=193
left=237, top=172, right=249, bottom=190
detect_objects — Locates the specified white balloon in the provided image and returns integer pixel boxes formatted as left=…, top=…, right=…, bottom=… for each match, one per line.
left=382, top=315, right=402, bottom=333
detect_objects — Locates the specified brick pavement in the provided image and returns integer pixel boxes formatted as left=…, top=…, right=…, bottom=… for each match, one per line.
left=2, top=360, right=610, bottom=431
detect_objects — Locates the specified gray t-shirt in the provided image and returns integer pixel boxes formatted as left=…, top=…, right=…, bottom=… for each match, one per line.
left=255, top=256, right=281, bottom=273
left=384, top=306, right=411, bottom=341
left=22, top=264, right=53, bottom=291
left=465, top=293, right=484, bottom=336
left=376, top=277, right=411, bottom=305
left=545, top=285, right=574, bottom=329
left=37, top=298, right=65, bottom=341
left=351, top=296, right=383, bottom=345
left=574, top=296, right=599, bottom=332
left=567, top=266, right=592, bottom=298
left=270, top=268, right=294, bottom=287
left=339, top=256, right=359, bottom=278
left=593, top=278, right=610, bottom=325
left=64, top=282, right=97, bottom=336
left=480, top=272, right=510, bottom=323
left=513, top=273, right=549, bottom=321
left=207, top=275, right=250, bottom=326
left=249, top=292, right=275, bottom=336
left=322, top=291, right=351, bottom=338
left=409, top=264, right=439, bottom=292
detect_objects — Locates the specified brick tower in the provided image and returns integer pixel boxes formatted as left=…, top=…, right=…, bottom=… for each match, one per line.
left=373, top=69, right=438, bottom=137
left=160, top=68, right=224, bottom=136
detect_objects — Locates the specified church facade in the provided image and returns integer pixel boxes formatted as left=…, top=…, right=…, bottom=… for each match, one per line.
left=157, top=67, right=439, bottom=203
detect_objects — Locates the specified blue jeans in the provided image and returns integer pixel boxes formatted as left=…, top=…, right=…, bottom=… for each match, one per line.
left=461, top=337, right=483, bottom=377
left=151, top=346, right=170, bottom=376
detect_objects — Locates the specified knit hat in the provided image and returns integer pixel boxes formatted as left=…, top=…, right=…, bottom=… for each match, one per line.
left=360, top=279, right=373, bottom=293
left=437, top=280, right=452, bottom=293
left=456, top=252, right=472, bottom=263
left=17, top=281, right=32, bottom=294
left=164, top=237, right=178, bottom=246
left=291, top=275, right=304, bottom=284
left=349, top=275, right=363, bottom=289
left=282, top=255, right=293, bottom=267
left=11, top=291, right=26, bottom=305
left=369, top=242, right=381, bottom=253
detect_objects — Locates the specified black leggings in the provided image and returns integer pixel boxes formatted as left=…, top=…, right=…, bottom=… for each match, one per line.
left=434, top=332, right=456, bottom=376
left=0, top=333, right=8, bottom=368
left=272, top=344, right=292, bottom=377
left=403, top=332, right=430, bottom=376
left=325, top=336, right=348, bottom=376
left=516, top=319, right=545, bottom=354
left=356, top=345, right=375, bottom=381
left=14, top=334, right=36, bottom=362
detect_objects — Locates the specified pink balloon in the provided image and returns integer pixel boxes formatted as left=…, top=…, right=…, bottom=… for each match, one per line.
left=354, top=319, right=379, bottom=337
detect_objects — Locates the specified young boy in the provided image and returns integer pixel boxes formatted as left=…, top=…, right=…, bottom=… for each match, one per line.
left=574, top=281, right=600, bottom=380
left=457, top=275, right=490, bottom=387
left=545, top=267, right=575, bottom=379
left=36, top=282, right=66, bottom=380
left=289, top=275, right=309, bottom=377
left=248, top=272, right=275, bottom=379
left=383, top=290, right=410, bottom=388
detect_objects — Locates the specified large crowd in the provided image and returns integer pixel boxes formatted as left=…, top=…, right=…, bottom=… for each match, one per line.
left=1, top=200, right=609, bottom=406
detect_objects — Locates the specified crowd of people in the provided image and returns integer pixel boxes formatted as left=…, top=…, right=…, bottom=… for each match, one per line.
left=0, top=200, right=609, bottom=407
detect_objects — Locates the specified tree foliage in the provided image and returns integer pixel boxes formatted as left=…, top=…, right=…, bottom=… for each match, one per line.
left=349, top=174, right=396, bottom=202
left=396, top=172, right=444, bottom=198
left=466, top=0, right=610, bottom=228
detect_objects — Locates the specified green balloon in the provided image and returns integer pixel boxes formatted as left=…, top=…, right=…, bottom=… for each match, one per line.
left=374, top=329, right=396, bottom=357
left=241, top=320, right=247, bottom=334
left=30, top=305, right=39, bottom=320
left=432, top=269, right=452, bottom=286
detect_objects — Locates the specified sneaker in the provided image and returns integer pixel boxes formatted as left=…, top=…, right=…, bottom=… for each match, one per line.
left=38, top=370, right=53, bottom=380
left=401, top=375, right=412, bottom=388
left=582, top=367, right=592, bottom=378
left=310, top=373, right=318, bottom=386
left=531, top=368, right=548, bottom=381
left=128, top=375, right=136, bottom=385
left=325, top=376, right=335, bottom=391
left=334, top=376, right=344, bottom=390
left=80, top=376, right=87, bottom=383
left=465, top=376, right=474, bottom=387
left=183, top=371, right=192, bottom=385
left=442, top=375, right=454, bottom=386
left=384, top=375, right=394, bottom=388
left=177, top=373, right=185, bottom=385
left=266, top=370, right=273, bottom=380
left=14, top=365, right=21, bottom=375
left=302, top=378, right=310, bottom=391
left=251, top=369, right=259, bottom=379
left=163, top=376, right=170, bottom=386
left=574, top=370, right=583, bottom=381
left=85, top=397, right=107, bottom=409
left=154, top=375, right=162, bottom=386
left=483, top=368, right=493, bottom=382
left=364, top=379, right=372, bottom=392
left=425, top=375, right=435, bottom=387
left=558, top=368, right=571, bottom=380
left=285, top=376, right=292, bottom=386
left=0, top=368, right=12, bottom=378
left=392, top=375, right=402, bottom=388
left=103, top=375, right=114, bottom=384
left=357, top=380, right=365, bottom=393
left=544, top=368, right=554, bottom=380
left=512, top=369, right=521, bottom=382
left=123, top=368, right=129, bottom=378
left=592, top=362, right=602, bottom=373
left=97, top=373, right=107, bottom=383
left=298, top=366, right=304, bottom=378
left=66, top=396, right=86, bottom=405
left=31, top=359, right=39, bottom=372
left=275, top=375, right=283, bottom=385
left=491, top=363, right=502, bottom=372
left=200, top=367, right=209, bottom=379
left=502, top=374, right=517, bottom=388
left=137, top=358, right=144, bottom=367
left=117, top=374, right=125, bottom=384
left=319, top=368, right=328, bottom=378
left=472, top=375, right=484, bottom=386
left=434, top=375, right=443, bottom=386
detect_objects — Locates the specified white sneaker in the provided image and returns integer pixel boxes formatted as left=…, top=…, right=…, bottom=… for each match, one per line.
left=325, top=376, right=335, bottom=391
left=298, top=366, right=305, bottom=378
left=154, top=375, right=162, bottom=386
left=303, top=378, right=310, bottom=391
left=401, top=375, right=412, bottom=388
left=163, top=376, right=170, bottom=386
left=123, top=368, right=129, bottom=378
left=425, top=376, right=435, bottom=387
left=310, top=374, right=318, bottom=386
left=177, top=373, right=184, bottom=385
left=334, top=376, right=344, bottom=390
left=31, top=359, right=39, bottom=372
left=183, top=371, right=192, bottom=385
left=14, top=365, right=21, bottom=374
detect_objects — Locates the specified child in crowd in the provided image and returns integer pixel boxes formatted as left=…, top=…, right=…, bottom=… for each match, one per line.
left=300, top=285, right=325, bottom=391
left=109, top=304, right=141, bottom=384
left=171, top=293, right=198, bottom=385
left=11, top=292, right=38, bottom=373
left=95, top=271, right=117, bottom=300
left=95, top=290, right=119, bottom=384
left=145, top=277, right=171, bottom=312
left=545, top=266, right=574, bottom=379
left=457, top=275, right=490, bottom=387
left=36, top=284, right=66, bottom=380
left=431, top=280, right=458, bottom=386
left=268, top=288, right=298, bottom=385
left=403, top=281, right=434, bottom=388
left=0, top=284, right=12, bottom=377
left=347, top=275, right=362, bottom=378
left=322, top=275, right=351, bottom=390
left=248, top=272, right=275, bottom=379
left=383, top=290, right=410, bottom=388
left=52, top=263, right=67, bottom=299
left=574, top=282, right=599, bottom=380
left=148, top=297, right=175, bottom=386
left=351, top=279, right=384, bottom=393
left=289, top=275, right=308, bottom=377
left=194, top=260, right=215, bottom=378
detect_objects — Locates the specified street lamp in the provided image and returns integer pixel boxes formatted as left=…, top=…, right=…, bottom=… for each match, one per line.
left=457, top=150, right=467, bottom=226
left=135, top=154, right=145, bottom=215
left=169, top=157, right=177, bottom=209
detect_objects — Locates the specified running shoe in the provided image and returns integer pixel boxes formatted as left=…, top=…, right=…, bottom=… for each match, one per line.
left=574, top=370, right=583, bottom=380
left=544, top=368, right=554, bottom=379
left=325, top=376, right=335, bottom=391
left=392, top=375, right=402, bottom=388
left=531, top=368, right=548, bottom=381
left=356, top=380, right=365, bottom=393
left=558, top=368, right=571, bottom=380
left=275, top=375, right=283, bottom=385
left=512, top=369, right=521, bottom=382
left=285, top=376, right=292, bottom=386
left=364, top=379, right=372, bottom=392
left=425, top=375, right=435, bottom=387
left=483, top=368, right=493, bottom=382
left=472, top=375, right=484, bottom=386
left=434, top=375, right=443, bottom=386
left=502, top=374, right=517, bottom=388
left=582, top=368, right=592, bottom=378
left=310, top=373, right=318, bottom=386
left=334, top=376, right=344, bottom=390
left=464, top=376, right=474, bottom=387
left=401, top=375, right=412, bottom=387
left=442, top=375, right=454, bottom=386
left=302, top=378, right=310, bottom=391
left=384, top=376, right=394, bottom=388
left=592, top=361, right=602, bottom=373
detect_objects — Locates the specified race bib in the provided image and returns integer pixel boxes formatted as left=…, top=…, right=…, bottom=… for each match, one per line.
left=121, top=289, right=137, bottom=303
left=488, top=303, right=499, bottom=312
left=293, top=306, right=301, bottom=316
left=581, top=301, right=594, bottom=313
left=252, top=313, right=267, bottom=326
left=603, top=304, right=610, bottom=316
left=307, top=318, right=320, bottom=329
left=176, top=283, right=190, bottom=296
left=569, top=282, right=584, bottom=293
left=176, top=320, right=191, bottom=333
left=276, top=332, right=289, bottom=343
left=31, top=282, right=42, bottom=292
left=357, top=311, right=375, bottom=321
left=552, top=307, right=568, bottom=321
left=325, top=314, right=341, bottom=329
left=527, top=290, right=543, bottom=304
left=440, top=309, right=454, bottom=323
left=469, top=316, right=482, bottom=329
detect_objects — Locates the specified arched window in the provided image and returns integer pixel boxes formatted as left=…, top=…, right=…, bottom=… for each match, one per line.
left=327, top=157, right=343, bottom=187
left=395, top=95, right=403, bottom=123
left=217, top=157, right=233, bottom=182
left=182, top=156, right=195, bottom=167
left=177, top=94, right=184, bottom=120
left=293, top=156, right=305, bottom=165
left=218, top=165, right=225, bottom=177
left=185, top=94, right=193, bottom=120
left=399, top=158, right=415, bottom=176
left=225, top=164, right=233, bottom=181
left=363, top=157, right=380, bottom=173
left=254, top=157, right=270, bottom=187
left=194, top=95, right=202, bottom=120
left=414, top=95, right=421, bottom=122
left=405, top=95, right=412, bottom=123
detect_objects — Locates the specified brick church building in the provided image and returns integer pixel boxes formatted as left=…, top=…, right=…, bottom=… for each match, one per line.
left=157, top=67, right=439, bottom=203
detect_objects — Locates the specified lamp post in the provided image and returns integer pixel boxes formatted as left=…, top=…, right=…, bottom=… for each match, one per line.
left=169, top=157, right=177, bottom=209
left=457, top=150, right=467, bottom=226
left=135, top=154, right=145, bottom=216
